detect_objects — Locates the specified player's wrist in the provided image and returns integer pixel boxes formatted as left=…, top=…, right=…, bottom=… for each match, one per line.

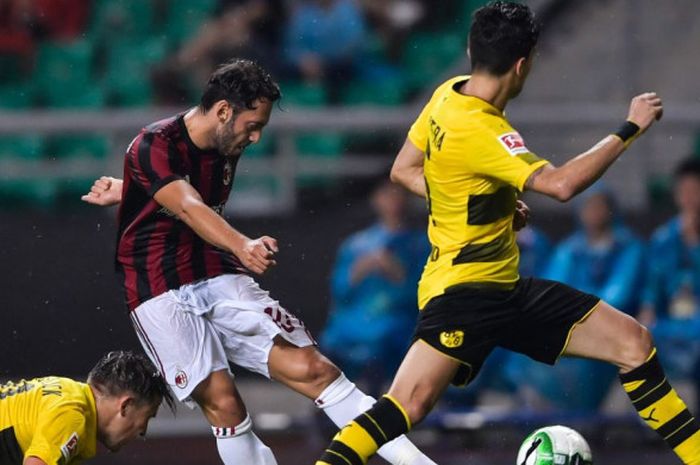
left=612, top=120, right=641, bottom=148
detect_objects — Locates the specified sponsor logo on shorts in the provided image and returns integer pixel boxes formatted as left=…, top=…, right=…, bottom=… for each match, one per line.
left=439, top=330, right=464, bottom=348
left=498, top=132, right=529, bottom=156
left=174, top=370, right=188, bottom=389
left=60, top=432, right=79, bottom=461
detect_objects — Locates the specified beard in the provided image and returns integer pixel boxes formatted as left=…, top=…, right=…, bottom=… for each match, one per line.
left=216, top=123, right=246, bottom=158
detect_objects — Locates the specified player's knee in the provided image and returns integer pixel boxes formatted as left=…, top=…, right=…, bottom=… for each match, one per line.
left=618, top=322, right=653, bottom=371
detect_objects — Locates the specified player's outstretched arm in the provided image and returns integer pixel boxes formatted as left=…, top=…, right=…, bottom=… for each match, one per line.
left=153, top=180, right=278, bottom=274
left=81, top=176, right=123, bottom=206
left=390, top=137, right=426, bottom=198
left=525, top=92, right=663, bottom=202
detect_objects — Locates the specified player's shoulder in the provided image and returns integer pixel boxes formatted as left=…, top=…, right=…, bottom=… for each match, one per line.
left=429, top=75, right=469, bottom=100
left=142, top=113, right=184, bottom=143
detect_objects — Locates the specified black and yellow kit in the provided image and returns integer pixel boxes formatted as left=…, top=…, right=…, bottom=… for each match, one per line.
left=407, top=76, right=598, bottom=381
left=316, top=76, right=700, bottom=465
left=0, top=377, right=97, bottom=465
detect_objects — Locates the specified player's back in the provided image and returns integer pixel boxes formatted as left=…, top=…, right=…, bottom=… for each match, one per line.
left=0, top=377, right=96, bottom=465
left=408, top=76, right=548, bottom=309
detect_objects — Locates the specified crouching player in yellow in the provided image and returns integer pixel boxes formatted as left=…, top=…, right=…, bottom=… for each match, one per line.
left=0, top=351, right=174, bottom=465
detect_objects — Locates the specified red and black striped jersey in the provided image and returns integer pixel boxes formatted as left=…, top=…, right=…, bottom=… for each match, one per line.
left=116, top=113, right=246, bottom=311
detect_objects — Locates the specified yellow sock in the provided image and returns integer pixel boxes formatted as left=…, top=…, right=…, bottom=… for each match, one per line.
left=316, top=395, right=411, bottom=465
left=621, top=349, right=700, bottom=465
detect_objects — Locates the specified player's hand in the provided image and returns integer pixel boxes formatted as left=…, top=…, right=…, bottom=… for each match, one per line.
left=627, top=92, right=663, bottom=133
left=237, top=236, right=278, bottom=274
left=512, top=199, right=530, bottom=231
left=81, top=176, right=123, bottom=206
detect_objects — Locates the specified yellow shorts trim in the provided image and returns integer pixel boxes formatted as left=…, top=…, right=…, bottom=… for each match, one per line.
left=557, top=299, right=603, bottom=360
left=416, top=338, right=474, bottom=387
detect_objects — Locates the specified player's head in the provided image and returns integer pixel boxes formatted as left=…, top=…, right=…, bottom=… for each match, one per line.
left=88, top=351, right=175, bottom=452
left=674, top=157, right=700, bottom=216
left=469, top=1, right=540, bottom=96
left=200, top=58, right=281, bottom=158
left=579, top=186, right=616, bottom=234
left=372, top=178, right=408, bottom=224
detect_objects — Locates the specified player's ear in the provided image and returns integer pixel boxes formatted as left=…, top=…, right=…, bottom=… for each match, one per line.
left=514, top=57, right=528, bottom=77
left=214, top=100, right=233, bottom=123
left=119, top=396, right=135, bottom=417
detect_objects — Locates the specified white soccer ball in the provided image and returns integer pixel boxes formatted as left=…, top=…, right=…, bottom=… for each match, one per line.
left=516, top=425, right=592, bottom=465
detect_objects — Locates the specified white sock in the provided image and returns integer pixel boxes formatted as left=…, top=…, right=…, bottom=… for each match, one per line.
left=315, top=373, right=438, bottom=465
left=212, top=414, right=278, bottom=465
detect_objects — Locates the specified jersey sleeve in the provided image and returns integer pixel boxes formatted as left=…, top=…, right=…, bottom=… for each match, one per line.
left=126, top=132, right=184, bottom=197
left=466, top=125, right=549, bottom=191
left=407, top=100, right=433, bottom=152
left=25, top=407, right=87, bottom=465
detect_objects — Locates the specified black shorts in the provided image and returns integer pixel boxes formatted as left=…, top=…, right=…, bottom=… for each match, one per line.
left=414, top=277, right=601, bottom=386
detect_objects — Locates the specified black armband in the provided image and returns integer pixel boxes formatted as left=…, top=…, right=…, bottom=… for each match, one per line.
left=613, top=121, right=641, bottom=147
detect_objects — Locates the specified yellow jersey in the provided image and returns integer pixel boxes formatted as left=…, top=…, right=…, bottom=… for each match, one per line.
left=0, top=377, right=97, bottom=465
left=408, top=76, right=549, bottom=309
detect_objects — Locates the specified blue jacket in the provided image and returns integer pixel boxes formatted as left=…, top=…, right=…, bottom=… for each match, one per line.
left=323, top=224, right=430, bottom=351
left=545, top=226, right=644, bottom=314
left=643, top=216, right=700, bottom=318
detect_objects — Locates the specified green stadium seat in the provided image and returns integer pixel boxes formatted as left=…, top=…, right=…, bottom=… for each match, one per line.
left=103, top=38, right=168, bottom=106
left=0, top=179, right=58, bottom=208
left=0, top=54, right=26, bottom=85
left=0, top=136, right=44, bottom=160
left=402, top=32, right=466, bottom=90
left=164, top=0, right=218, bottom=47
left=89, top=0, right=156, bottom=43
left=33, top=40, right=101, bottom=108
left=340, top=79, right=405, bottom=106
left=281, top=81, right=328, bottom=107
left=46, top=134, right=109, bottom=160
left=0, top=84, right=34, bottom=109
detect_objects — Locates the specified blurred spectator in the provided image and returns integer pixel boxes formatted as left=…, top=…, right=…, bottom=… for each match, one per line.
left=517, top=225, right=551, bottom=278
left=641, top=158, right=700, bottom=400
left=505, top=186, right=645, bottom=411
left=320, top=180, right=429, bottom=395
left=0, top=0, right=87, bottom=64
left=359, top=0, right=424, bottom=61
left=282, top=0, right=366, bottom=102
left=152, top=0, right=285, bottom=104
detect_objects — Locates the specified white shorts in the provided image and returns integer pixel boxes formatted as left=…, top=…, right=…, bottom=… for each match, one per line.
left=130, top=274, right=315, bottom=405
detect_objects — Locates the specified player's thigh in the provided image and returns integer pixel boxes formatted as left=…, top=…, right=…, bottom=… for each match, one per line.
left=206, top=275, right=316, bottom=378
left=387, top=340, right=461, bottom=424
left=564, top=300, right=652, bottom=372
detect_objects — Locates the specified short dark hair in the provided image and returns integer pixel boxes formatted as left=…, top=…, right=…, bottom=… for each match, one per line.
left=469, top=1, right=540, bottom=75
left=675, top=157, right=700, bottom=181
left=88, top=351, right=175, bottom=413
left=200, top=58, right=281, bottom=112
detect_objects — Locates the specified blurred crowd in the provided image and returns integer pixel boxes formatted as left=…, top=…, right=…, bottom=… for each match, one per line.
left=320, top=156, right=700, bottom=415
left=0, top=0, right=474, bottom=108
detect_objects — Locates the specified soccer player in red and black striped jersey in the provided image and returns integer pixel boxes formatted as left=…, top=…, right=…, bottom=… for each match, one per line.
left=82, top=59, right=439, bottom=465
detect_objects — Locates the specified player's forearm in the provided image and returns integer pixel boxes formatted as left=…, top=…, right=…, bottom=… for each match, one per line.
left=176, top=199, right=248, bottom=255
left=552, top=135, right=625, bottom=200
